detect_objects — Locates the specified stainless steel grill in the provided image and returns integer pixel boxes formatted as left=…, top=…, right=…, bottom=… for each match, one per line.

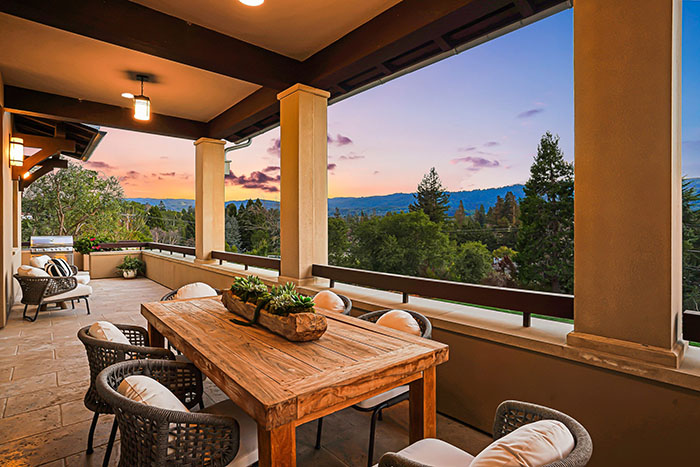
left=30, top=236, right=74, bottom=264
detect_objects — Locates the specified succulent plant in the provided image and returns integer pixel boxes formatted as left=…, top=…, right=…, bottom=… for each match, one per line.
left=230, top=277, right=316, bottom=319
left=230, top=276, right=269, bottom=304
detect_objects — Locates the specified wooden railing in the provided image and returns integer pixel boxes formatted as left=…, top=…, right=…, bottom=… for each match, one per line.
left=211, top=250, right=280, bottom=271
left=312, top=263, right=574, bottom=327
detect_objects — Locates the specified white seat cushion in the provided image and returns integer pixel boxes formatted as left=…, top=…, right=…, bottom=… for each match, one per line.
left=376, top=310, right=422, bottom=336
left=175, top=282, right=218, bottom=300
left=200, top=399, right=259, bottom=467
left=391, top=438, right=474, bottom=467
left=18, top=265, right=50, bottom=277
left=49, top=284, right=92, bottom=302
left=471, top=420, right=575, bottom=467
left=29, top=255, right=52, bottom=269
left=88, top=321, right=131, bottom=345
left=314, top=290, right=346, bottom=313
left=355, top=385, right=408, bottom=409
left=76, top=271, right=91, bottom=285
left=118, top=375, right=189, bottom=412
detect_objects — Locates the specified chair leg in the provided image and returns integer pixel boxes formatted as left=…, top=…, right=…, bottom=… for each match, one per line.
left=86, top=412, right=99, bottom=454
left=71, top=299, right=75, bottom=309
left=368, top=408, right=382, bottom=467
left=315, top=417, right=324, bottom=449
left=103, top=418, right=118, bottom=467
left=378, top=409, right=383, bottom=421
left=85, top=297, right=91, bottom=315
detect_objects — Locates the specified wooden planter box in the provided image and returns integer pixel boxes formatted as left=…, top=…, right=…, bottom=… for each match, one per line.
left=222, top=290, right=327, bottom=342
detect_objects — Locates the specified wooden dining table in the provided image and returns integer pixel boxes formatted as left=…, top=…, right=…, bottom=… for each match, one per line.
left=141, top=296, right=449, bottom=467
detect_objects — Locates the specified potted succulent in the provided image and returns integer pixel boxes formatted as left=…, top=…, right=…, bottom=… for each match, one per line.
left=116, top=255, right=145, bottom=279
left=223, top=276, right=326, bottom=341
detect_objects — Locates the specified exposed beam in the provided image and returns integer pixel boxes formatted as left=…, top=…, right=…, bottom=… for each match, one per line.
left=207, top=88, right=279, bottom=141
left=513, top=0, right=535, bottom=17
left=4, top=86, right=208, bottom=140
left=11, top=133, right=75, bottom=180
left=0, top=0, right=302, bottom=90
left=19, top=158, right=68, bottom=191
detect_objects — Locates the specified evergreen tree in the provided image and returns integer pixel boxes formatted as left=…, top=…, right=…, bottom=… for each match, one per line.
left=474, top=205, right=486, bottom=226
left=454, top=200, right=467, bottom=226
left=516, top=132, right=574, bottom=293
left=409, top=167, right=450, bottom=223
left=503, top=191, right=520, bottom=226
left=225, top=214, right=241, bottom=252
left=683, top=179, right=700, bottom=310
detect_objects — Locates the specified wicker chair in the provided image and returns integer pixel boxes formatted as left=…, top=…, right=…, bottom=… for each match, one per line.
left=378, top=400, right=593, bottom=467
left=316, top=309, right=432, bottom=467
left=14, top=267, right=91, bottom=322
left=96, top=359, right=240, bottom=467
left=78, top=324, right=187, bottom=466
left=315, top=292, right=353, bottom=315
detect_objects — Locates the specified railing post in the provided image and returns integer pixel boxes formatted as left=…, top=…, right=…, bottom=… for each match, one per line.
left=402, top=292, right=409, bottom=304
left=523, top=312, right=531, bottom=328
left=329, top=279, right=335, bottom=288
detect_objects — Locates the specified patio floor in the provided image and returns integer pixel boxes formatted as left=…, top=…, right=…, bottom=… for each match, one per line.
left=0, top=277, right=490, bottom=466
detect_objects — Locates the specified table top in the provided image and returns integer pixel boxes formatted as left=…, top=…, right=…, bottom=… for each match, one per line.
left=141, top=297, right=448, bottom=430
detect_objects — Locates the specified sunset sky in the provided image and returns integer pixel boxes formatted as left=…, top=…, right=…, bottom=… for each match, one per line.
left=83, top=4, right=700, bottom=201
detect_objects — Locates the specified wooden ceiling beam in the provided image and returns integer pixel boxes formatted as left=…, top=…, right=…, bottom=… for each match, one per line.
left=207, top=88, right=279, bottom=141
left=4, top=86, right=208, bottom=141
left=0, top=0, right=302, bottom=90
left=19, top=158, right=69, bottom=191
left=11, top=133, right=75, bottom=180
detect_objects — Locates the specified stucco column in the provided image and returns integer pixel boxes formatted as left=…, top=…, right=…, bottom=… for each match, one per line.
left=277, top=84, right=330, bottom=283
left=194, top=137, right=225, bottom=264
left=567, top=0, right=685, bottom=367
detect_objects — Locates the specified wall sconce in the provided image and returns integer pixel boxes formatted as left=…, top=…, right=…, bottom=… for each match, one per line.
left=10, top=137, right=24, bottom=167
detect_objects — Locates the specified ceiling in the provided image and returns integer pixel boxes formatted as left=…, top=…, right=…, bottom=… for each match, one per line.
left=0, top=13, right=261, bottom=122
left=132, top=0, right=402, bottom=60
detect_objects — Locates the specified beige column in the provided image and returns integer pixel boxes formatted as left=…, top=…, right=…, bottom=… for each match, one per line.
left=277, top=84, right=330, bottom=283
left=194, top=137, right=225, bottom=264
left=568, top=0, right=684, bottom=367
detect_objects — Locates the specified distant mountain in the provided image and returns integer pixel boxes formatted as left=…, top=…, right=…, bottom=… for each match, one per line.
left=128, top=184, right=525, bottom=217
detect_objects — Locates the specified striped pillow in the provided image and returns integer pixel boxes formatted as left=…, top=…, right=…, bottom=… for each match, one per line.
left=44, top=258, right=73, bottom=277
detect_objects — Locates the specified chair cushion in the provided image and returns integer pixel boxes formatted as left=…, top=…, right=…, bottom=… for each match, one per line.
left=391, top=438, right=474, bottom=467
left=49, top=284, right=92, bottom=302
left=471, top=420, right=575, bottom=467
left=44, top=258, right=73, bottom=277
left=314, top=290, right=346, bottom=313
left=88, top=321, right=131, bottom=345
left=175, top=282, right=218, bottom=300
left=18, top=265, right=50, bottom=277
left=200, top=400, right=258, bottom=467
left=118, top=375, right=189, bottom=412
left=76, top=271, right=91, bottom=285
left=376, top=310, right=421, bottom=336
left=355, top=385, right=408, bottom=409
left=29, top=254, right=52, bottom=269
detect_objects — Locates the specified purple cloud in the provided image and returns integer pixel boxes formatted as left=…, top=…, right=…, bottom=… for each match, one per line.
left=262, top=166, right=280, bottom=173
left=160, top=172, right=176, bottom=177
left=483, top=141, right=500, bottom=147
left=225, top=170, right=280, bottom=192
left=327, top=163, right=337, bottom=171
left=373, top=170, right=380, bottom=175
left=119, top=170, right=141, bottom=182
left=85, top=161, right=114, bottom=170
left=267, top=138, right=281, bottom=157
left=339, top=153, right=364, bottom=160
left=458, top=146, right=477, bottom=153
left=328, top=133, right=353, bottom=146
left=517, top=108, right=544, bottom=119
left=451, top=156, right=500, bottom=172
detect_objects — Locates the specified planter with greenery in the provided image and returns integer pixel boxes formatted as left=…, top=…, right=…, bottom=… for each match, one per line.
left=222, top=276, right=326, bottom=341
left=116, top=255, right=145, bottom=279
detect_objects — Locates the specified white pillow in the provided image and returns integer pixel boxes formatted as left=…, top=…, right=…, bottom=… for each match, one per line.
left=18, top=265, right=50, bottom=278
left=174, top=282, right=218, bottom=300
left=471, top=420, right=575, bottom=467
left=376, top=310, right=422, bottom=336
left=29, top=255, right=52, bottom=269
left=118, top=375, right=189, bottom=412
left=314, top=290, right=346, bottom=313
left=88, top=321, right=131, bottom=345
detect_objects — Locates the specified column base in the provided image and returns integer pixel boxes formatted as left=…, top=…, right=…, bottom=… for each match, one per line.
left=566, top=331, right=687, bottom=368
left=277, top=275, right=320, bottom=287
left=194, top=258, right=217, bottom=265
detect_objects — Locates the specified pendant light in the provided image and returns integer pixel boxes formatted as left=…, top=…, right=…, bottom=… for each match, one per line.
left=133, top=75, right=151, bottom=121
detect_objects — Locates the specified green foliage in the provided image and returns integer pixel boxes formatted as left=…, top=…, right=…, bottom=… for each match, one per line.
left=230, top=276, right=268, bottom=304
left=236, top=199, right=279, bottom=255
left=328, top=217, right=350, bottom=266
left=516, top=132, right=574, bottom=293
left=683, top=179, right=700, bottom=310
left=452, top=242, right=492, bottom=284
left=266, top=282, right=315, bottom=316
left=74, top=236, right=110, bottom=254
left=116, top=255, right=145, bottom=274
left=492, top=246, right=516, bottom=260
left=225, top=214, right=241, bottom=251
left=409, top=167, right=450, bottom=223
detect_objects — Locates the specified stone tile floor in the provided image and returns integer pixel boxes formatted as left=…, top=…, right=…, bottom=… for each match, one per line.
left=0, top=278, right=490, bottom=466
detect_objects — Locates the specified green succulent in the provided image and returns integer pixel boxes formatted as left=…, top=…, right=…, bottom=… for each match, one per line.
left=230, top=277, right=316, bottom=323
left=230, top=276, right=269, bottom=304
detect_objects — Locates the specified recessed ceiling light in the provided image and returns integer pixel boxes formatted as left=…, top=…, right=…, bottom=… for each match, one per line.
left=239, top=0, right=264, bottom=6
left=121, top=92, right=134, bottom=99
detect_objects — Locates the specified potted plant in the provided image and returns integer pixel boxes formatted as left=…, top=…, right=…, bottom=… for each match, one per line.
left=116, top=255, right=145, bottom=279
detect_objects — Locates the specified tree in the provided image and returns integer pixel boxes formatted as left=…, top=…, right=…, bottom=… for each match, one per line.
left=452, top=241, right=492, bottom=284
left=409, top=167, right=450, bottom=223
left=328, top=216, right=350, bottom=266
left=516, top=132, right=574, bottom=293
left=22, top=162, right=124, bottom=238
left=225, top=214, right=241, bottom=252
left=683, top=179, right=700, bottom=310
left=454, top=200, right=467, bottom=226
left=474, top=205, right=486, bottom=226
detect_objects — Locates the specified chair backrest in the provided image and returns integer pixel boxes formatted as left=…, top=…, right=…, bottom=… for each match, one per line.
left=337, top=293, right=353, bottom=315
left=96, top=359, right=238, bottom=466
left=358, top=309, right=432, bottom=339
left=493, top=400, right=593, bottom=467
left=160, top=284, right=223, bottom=301
left=13, top=273, right=77, bottom=305
left=78, top=325, right=175, bottom=414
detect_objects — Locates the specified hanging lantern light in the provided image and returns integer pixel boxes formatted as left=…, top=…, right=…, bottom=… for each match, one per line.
left=9, top=137, right=24, bottom=167
left=133, top=75, right=151, bottom=121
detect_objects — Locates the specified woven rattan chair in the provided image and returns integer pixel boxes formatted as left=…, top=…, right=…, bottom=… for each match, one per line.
left=315, top=292, right=353, bottom=315
left=78, top=324, right=186, bottom=466
left=378, top=400, right=593, bottom=467
left=96, top=359, right=239, bottom=467
left=14, top=267, right=91, bottom=322
left=316, top=309, right=432, bottom=467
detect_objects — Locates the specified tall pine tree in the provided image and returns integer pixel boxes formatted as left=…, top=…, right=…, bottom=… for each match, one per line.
left=409, top=167, right=450, bottom=223
left=516, top=132, right=574, bottom=293
left=454, top=200, right=467, bottom=225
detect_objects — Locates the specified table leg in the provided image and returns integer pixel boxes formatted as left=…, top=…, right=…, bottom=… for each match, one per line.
left=258, top=422, right=296, bottom=467
left=409, top=366, right=437, bottom=443
left=148, top=322, right=164, bottom=348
